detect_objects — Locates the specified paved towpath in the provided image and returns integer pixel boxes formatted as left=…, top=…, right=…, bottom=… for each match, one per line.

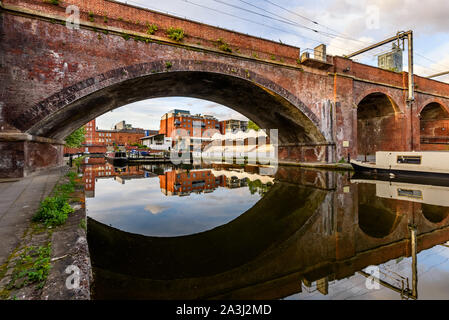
left=0, top=168, right=64, bottom=267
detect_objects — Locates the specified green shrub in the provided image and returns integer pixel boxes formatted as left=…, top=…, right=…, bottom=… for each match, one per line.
left=33, top=196, right=73, bottom=227
left=43, top=0, right=59, bottom=5
left=56, top=183, right=75, bottom=196
left=9, top=244, right=52, bottom=289
left=146, top=23, right=158, bottom=35
left=66, top=171, right=78, bottom=182
left=216, top=38, right=232, bottom=53
left=166, top=27, right=184, bottom=41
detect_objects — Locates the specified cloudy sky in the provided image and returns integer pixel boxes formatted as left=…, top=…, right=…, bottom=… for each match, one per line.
left=97, top=0, right=449, bottom=129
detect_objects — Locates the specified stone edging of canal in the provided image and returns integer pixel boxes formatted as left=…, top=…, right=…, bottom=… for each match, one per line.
left=0, top=166, right=91, bottom=300
left=278, top=160, right=354, bottom=171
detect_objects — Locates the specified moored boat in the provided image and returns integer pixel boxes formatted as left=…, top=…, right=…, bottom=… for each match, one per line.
left=350, top=177, right=449, bottom=207
left=105, top=151, right=128, bottom=165
left=350, top=151, right=449, bottom=179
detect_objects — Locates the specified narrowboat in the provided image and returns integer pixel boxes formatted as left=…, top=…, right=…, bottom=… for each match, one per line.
left=350, top=178, right=449, bottom=207
left=105, top=150, right=128, bottom=165
left=350, top=151, right=449, bottom=179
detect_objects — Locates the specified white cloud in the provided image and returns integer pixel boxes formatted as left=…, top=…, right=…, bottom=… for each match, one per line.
left=145, top=204, right=169, bottom=215
left=96, top=97, right=248, bottom=130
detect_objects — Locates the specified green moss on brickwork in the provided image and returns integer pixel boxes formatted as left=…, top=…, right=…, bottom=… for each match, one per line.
left=167, top=27, right=185, bottom=42
left=146, top=23, right=158, bottom=35
left=215, top=38, right=232, bottom=53
left=43, top=0, right=59, bottom=5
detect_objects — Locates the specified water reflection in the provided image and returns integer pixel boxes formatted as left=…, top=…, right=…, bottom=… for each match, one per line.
left=78, top=157, right=449, bottom=300
left=81, top=157, right=273, bottom=236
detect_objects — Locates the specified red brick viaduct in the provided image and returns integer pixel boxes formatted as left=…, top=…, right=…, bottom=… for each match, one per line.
left=2, top=0, right=449, bottom=178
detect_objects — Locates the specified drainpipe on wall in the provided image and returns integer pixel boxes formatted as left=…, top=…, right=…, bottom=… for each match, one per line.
left=407, top=31, right=415, bottom=151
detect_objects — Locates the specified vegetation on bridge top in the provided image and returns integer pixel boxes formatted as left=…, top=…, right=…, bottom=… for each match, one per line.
left=146, top=23, right=158, bottom=35
left=43, top=0, right=59, bottom=5
left=166, top=27, right=185, bottom=42
left=215, top=38, right=232, bottom=53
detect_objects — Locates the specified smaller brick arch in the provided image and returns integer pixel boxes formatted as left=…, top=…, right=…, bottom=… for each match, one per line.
left=355, top=91, right=404, bottom=159
left=421, top=204, right=449, bottom=225
left=357, top=203, right=403, bottom=239
left=418, top=99, right=449, bottom=151
left=354, top=88, right=402, bottom=113
left=417, top=98, right=449, bottom=117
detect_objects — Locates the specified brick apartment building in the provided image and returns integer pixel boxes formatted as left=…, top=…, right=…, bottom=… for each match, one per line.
left=159, top=109, right=249, bottom=138
left=159, top=109, right=221, bottom=139
left=64, top=119, right=152, bottom=155
left=81, top=157, right=147, bottom=197
left=159, top=169, right=226, bottom=196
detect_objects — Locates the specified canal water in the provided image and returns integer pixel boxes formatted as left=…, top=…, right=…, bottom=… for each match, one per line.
left=77, top=157, right=449, bottom=300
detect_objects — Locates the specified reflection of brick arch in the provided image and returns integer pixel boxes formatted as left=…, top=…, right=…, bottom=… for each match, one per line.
left=355, top=212, right=409, bottom=258
left=417, top=98, right=449, bottom=117
left=420, top=204, right=449, bottom=226
left=357, top=206, right=404, bottom=240
left=354, top=88, right=402, bottom=114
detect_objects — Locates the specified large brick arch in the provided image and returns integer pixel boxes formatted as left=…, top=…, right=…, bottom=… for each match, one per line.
left=9, top=60, right=327, bottom=145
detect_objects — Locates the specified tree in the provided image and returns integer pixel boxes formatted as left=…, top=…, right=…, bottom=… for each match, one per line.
left=65, top=126, right=86, bottom=148
left=248, top=120, right=260, bottom=131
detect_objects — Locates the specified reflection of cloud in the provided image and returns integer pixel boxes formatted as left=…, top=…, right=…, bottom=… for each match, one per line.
left=145, top=204, right=169, bottom=215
